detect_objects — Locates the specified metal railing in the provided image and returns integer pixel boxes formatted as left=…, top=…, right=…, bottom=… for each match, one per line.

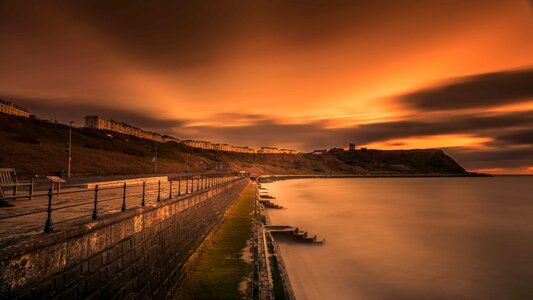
left=0, top=173, right=244, bottom=234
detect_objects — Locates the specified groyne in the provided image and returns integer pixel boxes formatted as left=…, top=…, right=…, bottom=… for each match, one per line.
left=0, top=177, right=248, bottom=299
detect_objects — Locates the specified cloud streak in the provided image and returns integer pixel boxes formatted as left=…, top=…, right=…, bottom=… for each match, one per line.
left=400, top=68, right=533, bottom=111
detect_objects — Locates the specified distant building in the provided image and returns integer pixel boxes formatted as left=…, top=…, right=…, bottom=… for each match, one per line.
left=182, top=140, right=258, bottom=153
left=181, top=140, right=297, bottom=154
left=279, top=148, right=299, bottom=154
left=84, top=115, right=164, bottom=142
left=311, top=149, right=327, bottom=155
left=0, top=99, right=29, bottom=118
left=182, top=140, right=215, bottom=150
left=162, top=135, right=180, bottom=143
left=349, top=143, right=356, bottom=151
left=258, top=147, right=279, bottom=154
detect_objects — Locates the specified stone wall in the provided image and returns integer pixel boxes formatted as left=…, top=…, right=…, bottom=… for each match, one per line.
left=0, top=178, right=249, bottom=299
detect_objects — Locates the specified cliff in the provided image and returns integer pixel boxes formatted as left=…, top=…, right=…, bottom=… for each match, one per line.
left=0, top=114, right=471, bottom=177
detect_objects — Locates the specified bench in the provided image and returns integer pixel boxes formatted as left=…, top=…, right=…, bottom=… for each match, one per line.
left=0, top=168, right=34, bottom=200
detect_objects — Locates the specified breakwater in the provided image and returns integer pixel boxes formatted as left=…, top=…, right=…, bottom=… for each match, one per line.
left=0, top=177, right=248, bottom=299
left=253, top=180, right=296, bottom=300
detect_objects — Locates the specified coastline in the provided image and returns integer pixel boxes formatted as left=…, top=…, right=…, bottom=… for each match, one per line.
left=256, top=173, right=490, bottom=183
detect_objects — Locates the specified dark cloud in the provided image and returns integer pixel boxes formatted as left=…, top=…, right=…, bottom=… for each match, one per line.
left=401, top=68, right=533, bottom=111
left=175, top=110, right=533, bottom=170
left=354, top=111, right=533, bottom=144
left=42, top=0, right=493, bottom=69
left=180, top=110, right=533, bottom=150
left=445, top=146, right=533, bottom=170
left=496, top=129, right=533, bottom=145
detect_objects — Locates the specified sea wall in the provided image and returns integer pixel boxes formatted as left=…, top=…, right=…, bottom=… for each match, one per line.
left=0, top=178, right=249, bottom=299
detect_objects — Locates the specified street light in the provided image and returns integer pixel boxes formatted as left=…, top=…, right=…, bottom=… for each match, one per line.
left=153, top=143, right=158, bottom=174
left=67, top=121, right=73, bottom=178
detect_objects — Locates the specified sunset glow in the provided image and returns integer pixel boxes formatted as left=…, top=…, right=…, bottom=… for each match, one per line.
left=1, top=0, right=533, bottom=173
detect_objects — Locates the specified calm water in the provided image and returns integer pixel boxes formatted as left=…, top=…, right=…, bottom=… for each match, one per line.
left=265, top=176, right=533, bottom=300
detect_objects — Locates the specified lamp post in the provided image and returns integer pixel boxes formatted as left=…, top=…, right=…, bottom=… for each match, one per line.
left=67, top=121, right=73, bottom=178
left=154, top=143, right=158, bottom=174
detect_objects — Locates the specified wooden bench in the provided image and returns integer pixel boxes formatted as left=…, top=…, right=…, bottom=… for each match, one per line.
left=0, top=168, right=34, bottom=200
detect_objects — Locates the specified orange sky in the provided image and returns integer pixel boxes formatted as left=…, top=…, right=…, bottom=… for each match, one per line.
left=1, top=0, right=533, bottom=173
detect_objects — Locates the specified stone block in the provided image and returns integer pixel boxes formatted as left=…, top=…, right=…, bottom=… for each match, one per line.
left=106, top=275, right=119, bottom=295
left=88, top=255, right=102, bottom=273
left=121, top=239, right=131, bottom=254
left=16, top=291, right=31, bottom=300
left=53, top=273, right=65, bottom=290
left=77, top=279, right=86, bottom=296
left=65, top=265, right=82, bottom=285
left=85, top=290, right=99, bottom=300
left=32, top=280, right=53, bottom=299
left=133, top=246, right=142, bottom=261
left=107, top=247, right=118, bottom=262
left=85, top=271, right=100, bottom=293
left=117, top=257, right=123, bottom=270
left=122, top=252, right=132, bottom=268
left=106, top=260, right=118, bottom=277
left=81, top=260, right=89, bottom=275
left=58, top=284, right=78, bottom=300
left=123, top=266, right=133, bottom=282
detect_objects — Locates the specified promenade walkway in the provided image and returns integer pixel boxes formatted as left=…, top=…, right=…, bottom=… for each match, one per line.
left=0, top=174, right=236, bottom=245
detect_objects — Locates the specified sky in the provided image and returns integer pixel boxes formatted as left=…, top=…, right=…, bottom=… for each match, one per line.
left=1, top=0, right=533, bottom=173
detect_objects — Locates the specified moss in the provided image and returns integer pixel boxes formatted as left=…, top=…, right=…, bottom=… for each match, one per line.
left=174, top=184, right=255, bottom=300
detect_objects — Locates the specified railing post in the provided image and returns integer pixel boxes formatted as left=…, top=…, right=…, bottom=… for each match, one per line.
left=141, top=182, right=146, bottom=206
left=186, top=177, right=189, bottom=194
left=169, top=180, right=173, bottom=199
left=44, top=188, right=53, bottom=233
left=121, top=182, right=127, bottom=212
left=92, top=185, right=99, bottom=220
left=192, top=177, right=195, bottom=192
left=157, top=180, right=161, bottom=202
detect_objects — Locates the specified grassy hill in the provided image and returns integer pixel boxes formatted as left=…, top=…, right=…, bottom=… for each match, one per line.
left=0, top=114, right=470, bottom=177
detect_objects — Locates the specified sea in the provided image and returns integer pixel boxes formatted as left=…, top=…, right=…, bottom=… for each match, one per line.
left=264, top=176, right=533, bottom=300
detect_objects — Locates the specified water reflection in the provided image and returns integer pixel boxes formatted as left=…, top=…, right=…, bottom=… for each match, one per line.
left=266, top=177, right=533, bottom=300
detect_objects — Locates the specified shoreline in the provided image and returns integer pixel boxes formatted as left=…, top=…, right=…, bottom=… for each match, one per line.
left=256, top=173, right=490, bottom=183
left=253, top=180, right=297, bottom=299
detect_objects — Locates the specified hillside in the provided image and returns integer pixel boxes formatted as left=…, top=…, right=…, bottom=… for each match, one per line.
left=0, top=114, right=471, bottom=177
